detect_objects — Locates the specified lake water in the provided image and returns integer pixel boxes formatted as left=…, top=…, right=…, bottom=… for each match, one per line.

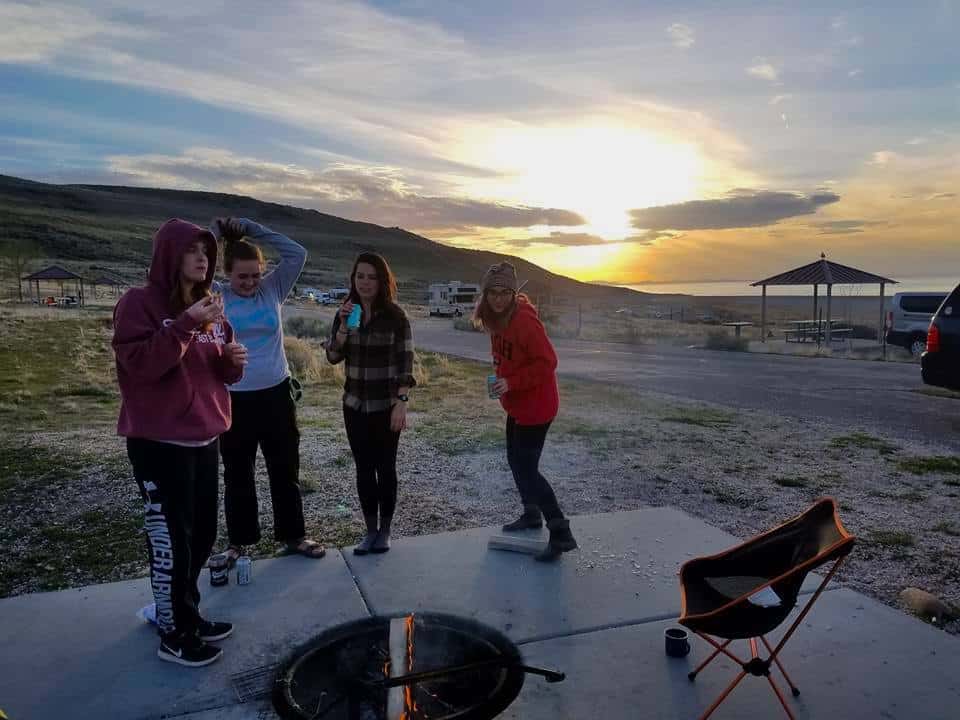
left=622, top=276, right=957, bottom=297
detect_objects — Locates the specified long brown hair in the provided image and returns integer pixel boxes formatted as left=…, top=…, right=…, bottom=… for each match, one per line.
left=474, top=291, right=531, bottom=333
left=348, top=252, right=400, bottom=318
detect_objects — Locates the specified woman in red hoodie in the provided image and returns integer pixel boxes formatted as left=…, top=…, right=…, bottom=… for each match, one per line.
left=113, top=219, right=247, bottom=667
left=474, top=262, right=578, bottom=561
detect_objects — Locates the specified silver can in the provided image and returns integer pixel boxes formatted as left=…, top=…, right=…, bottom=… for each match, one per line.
left=236, top=555, right=252, bottom=585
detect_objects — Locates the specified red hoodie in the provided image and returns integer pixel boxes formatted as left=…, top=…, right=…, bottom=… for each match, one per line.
left=490, top=297, right=560, bottom=425
left=113, top=219, right=243, bottom=442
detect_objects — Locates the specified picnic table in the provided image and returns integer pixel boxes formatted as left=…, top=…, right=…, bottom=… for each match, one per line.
left=721, top=321, right=753, bottom=338
left=783, top=319, right=853, bottom=343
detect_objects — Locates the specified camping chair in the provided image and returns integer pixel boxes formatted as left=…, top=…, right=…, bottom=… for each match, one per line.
left=678, top=498, right=855, bottom=720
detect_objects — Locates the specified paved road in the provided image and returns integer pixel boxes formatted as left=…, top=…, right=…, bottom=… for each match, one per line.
left=290, top=307, right=959, bottom=447
left=409, top=317, right=960, bottom=449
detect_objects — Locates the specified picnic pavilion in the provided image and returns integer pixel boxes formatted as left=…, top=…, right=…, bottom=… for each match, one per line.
left=751, top=254, right=897, bottom=344
left=21, top=265, right=86, bottom=307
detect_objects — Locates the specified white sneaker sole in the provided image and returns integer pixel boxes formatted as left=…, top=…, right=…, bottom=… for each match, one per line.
left=198, top=625, right=234, bottom=642
left=157, top=646, right=223, bottom=667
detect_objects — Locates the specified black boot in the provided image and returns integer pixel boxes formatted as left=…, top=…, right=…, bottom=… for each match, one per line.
left=502, top=504, right=543, bottom=532
left=535, top=518, right=578, bottom=562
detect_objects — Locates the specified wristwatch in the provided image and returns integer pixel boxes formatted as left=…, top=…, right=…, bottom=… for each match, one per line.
left=396, top=393, right=409, bottom=402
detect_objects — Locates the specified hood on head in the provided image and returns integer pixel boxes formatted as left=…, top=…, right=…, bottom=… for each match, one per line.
left=147, top=219, right=218, bottom=294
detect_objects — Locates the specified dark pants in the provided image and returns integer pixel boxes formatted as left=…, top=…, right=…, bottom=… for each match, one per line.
left=343, top=405, right=400, bottom=519
left=506, top=416, right=564, bottom=522
left=127, top=438, right=219, bottom=638
left=220, top=379, right=305, bottom=545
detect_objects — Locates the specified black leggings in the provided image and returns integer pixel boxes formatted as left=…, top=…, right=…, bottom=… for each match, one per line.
left=220, top=379, right=305, bottom=545
left=506, top=416, right=563, bottom=522
left=343, top=405, right=400, bottom=519
left=127, top=438, right=219, bottom=638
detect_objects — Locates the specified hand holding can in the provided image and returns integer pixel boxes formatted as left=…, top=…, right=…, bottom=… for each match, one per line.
left=346, top=304, right=362, bottom=329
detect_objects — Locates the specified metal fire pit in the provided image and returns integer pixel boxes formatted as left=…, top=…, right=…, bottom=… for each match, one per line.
left=272, top=613, right=557, bottom=720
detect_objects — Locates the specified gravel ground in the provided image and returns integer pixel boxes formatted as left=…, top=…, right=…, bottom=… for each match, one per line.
left=3, top=363, right=958, bottom=635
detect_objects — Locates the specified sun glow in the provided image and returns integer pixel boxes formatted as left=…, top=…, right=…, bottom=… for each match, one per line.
left=456, top=122, right=704, bottom=239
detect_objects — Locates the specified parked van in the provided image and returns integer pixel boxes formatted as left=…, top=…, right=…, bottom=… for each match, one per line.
left=886, top=292, right=949, bottom=356
left=429, top=281, right=480, bottom=317
left=921, top=284, right=960, bottom=390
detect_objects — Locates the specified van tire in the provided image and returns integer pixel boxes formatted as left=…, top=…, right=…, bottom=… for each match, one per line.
left=909, top=334, right=927, bottom=357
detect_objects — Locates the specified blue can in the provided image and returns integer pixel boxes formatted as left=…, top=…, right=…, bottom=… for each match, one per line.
left=236, top=556, right=252, bottom=585
left=346, top=304, right=362, bottom=329
left=487, top=374, right=500, bottom=399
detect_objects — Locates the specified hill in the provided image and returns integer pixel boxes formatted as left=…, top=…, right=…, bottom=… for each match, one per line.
left=0, top=173, right=646, bottom=305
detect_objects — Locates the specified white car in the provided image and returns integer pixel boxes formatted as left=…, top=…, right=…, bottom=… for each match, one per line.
left=886, top=291, right=949, bottom=356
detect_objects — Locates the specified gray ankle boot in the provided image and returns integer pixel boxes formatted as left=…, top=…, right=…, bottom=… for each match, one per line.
left=372, top=516, right=392, bottom=553
left=354, top=514, right=379, bottom=556
left=535, top=518, right=578, bottom=562
left=502, top=504, right=543, bottom=532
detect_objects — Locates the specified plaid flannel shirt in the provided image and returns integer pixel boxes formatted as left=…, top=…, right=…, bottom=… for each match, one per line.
left=325, top=306, right=416, bottom=413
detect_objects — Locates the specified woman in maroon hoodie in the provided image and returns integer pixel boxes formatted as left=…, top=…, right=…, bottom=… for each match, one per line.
left=113, top=219, right=247, bottom=667
left=474, top=262, right=578, bottom=561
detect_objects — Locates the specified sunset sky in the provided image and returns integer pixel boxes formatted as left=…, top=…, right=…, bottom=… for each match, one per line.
left=1, top=1, right=957, bottom=284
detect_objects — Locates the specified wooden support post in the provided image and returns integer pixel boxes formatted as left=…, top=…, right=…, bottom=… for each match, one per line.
left=761, top=285, right=767, bottom=343
left=878, top=282, right=886, bottom=344
left=813, top=284, right=818, bottom=321
left=825, top=284, right=833, bottom=345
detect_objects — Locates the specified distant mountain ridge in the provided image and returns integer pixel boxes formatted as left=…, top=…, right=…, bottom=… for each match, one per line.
left=0, top=173, right=646, bottom=303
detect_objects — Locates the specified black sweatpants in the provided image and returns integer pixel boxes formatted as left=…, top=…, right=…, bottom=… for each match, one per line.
left=127, top=438, right=219, bottom=638
left=220, top=378, right=305, bottom=545
left=343, top=405, right=400, bottom=519
left=506, top=416, right=564, bottom=522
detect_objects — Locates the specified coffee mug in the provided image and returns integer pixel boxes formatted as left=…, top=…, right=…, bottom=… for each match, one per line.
left=665, top=627, right=690, bottom=658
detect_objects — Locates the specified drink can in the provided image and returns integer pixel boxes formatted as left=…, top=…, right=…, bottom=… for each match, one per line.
left=236, top=555, right=252, bottom=585
left=209, top=554, right=229, bottom=587
left=346, top=304, right=362, bottom=329
left=487, top=374, right=500, bottom=399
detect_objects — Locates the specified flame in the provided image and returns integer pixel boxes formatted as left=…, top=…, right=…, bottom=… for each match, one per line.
left=402, top=613, right=417, bottom=718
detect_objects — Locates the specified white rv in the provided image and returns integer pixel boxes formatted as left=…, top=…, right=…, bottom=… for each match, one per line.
left=429, top=281, right=480, bottom=317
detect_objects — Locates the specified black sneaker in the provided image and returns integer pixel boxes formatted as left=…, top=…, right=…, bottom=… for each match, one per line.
left=197, top=619, right=234, bottom=642
left=158, top=633, right=222, bottom=667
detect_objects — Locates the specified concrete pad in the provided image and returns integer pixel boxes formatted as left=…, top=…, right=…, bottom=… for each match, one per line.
left=506, top=588, right=960, bottom=720
left=0, top=551, right=368, bottom=720
left=346, top=507, right=823, bottom=643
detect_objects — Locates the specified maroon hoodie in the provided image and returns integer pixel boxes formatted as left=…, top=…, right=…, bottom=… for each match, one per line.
left=113, top=219, right=242, bottom=442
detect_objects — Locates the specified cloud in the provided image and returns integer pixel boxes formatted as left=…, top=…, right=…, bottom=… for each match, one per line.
left=848, top=68, right=862, bottom=77
left=666, top=23, right=695, bottom=49
left=629, top=190, right=840, bottom=230
left=746, top=59, right=779, bottom=82
left=905, top=137, right=928, bottom=146
left=509, top=231, right=674, bottom=249
left=105, top=147, right=586, bottom=230
left=770, top=94, right=792, bottom=105
left=813, top=220, right=886, bottom=235
left=0, top=2, right=148, bottom=63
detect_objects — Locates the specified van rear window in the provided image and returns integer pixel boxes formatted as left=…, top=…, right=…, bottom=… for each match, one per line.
left=901, top=295, right=947, bottom=313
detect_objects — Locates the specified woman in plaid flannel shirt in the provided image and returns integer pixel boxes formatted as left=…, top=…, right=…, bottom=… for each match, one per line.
left=326, top=252, right=415, bottom=555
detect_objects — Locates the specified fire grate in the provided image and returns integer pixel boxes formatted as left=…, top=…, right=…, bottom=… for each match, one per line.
left=231, top=663, right=281, bottom=703
left=272, top=613, right=543, bottom=720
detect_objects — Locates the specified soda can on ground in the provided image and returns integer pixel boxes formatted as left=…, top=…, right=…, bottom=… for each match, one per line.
left=209, top=554, right=229, bottom=587
left=236, top=555, right=252, bottom=585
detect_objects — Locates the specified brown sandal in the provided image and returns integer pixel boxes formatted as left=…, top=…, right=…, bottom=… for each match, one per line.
left=286, top=538, right=326, bottom=559
left=223, top=545, right=243, bottom=568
